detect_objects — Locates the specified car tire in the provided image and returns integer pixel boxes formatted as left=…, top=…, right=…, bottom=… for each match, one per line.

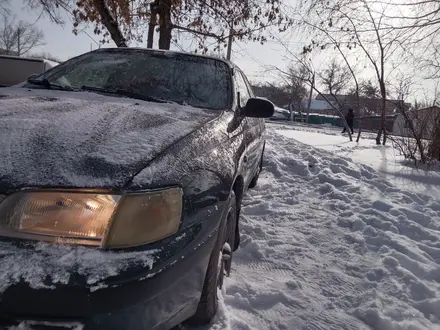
left=248, top=148, right=264, bottom=189
left=224, top=192, right=237, bottom=277
left=187, top=191, right=237, bottom=326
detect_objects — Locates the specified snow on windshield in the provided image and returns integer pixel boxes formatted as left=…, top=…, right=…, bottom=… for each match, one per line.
left=39, top=49, right=232, bottom=110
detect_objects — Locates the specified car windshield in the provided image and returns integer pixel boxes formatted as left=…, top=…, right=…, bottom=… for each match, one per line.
left=28, top=49, right=232, bottom=110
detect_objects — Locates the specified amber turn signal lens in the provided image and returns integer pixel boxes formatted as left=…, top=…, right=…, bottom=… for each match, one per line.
left=102, top=188, right=182, bottom=248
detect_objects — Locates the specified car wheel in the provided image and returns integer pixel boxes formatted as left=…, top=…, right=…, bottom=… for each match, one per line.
left=187, top=191, right=237, bottom=326
left=248, top=149, right=264, bottom=189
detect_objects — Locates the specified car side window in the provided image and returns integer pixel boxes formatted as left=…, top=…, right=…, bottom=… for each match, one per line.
left=240, top=71, right=255, bottom=98
left=234, top=69, right=251, bottom=108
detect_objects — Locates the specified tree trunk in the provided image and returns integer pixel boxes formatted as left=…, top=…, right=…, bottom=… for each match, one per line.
left=381, top=96, right=387, bottom=145
left=355, top=89, right=361, bottom=143
left=356, top=125, right=362, bottom=142
left=226, top=26, right=233, bottom=60
left=147, top=1, right=158, bottom=48
left=94, top=0, right=127, bottom=47
left=158, top=0, right=172, bottom=50
left=355, top=102, right=362, bottom=142
left=376, top=85, right=387, bottom=145
left=305, top=74, right=314, bottom=124
left=17, top=31, right=21, bottom=56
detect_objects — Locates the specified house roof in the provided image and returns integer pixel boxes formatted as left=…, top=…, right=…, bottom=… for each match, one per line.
left=413, top=106, right=440, bottom=112
left=301, top=99, right=333, bottom=110
left=315, top=93, right=410, bottom=106
left=315, top=94, right=413, bottom=112
left=316, top=94, right=354, bottom=101
left=401, top=106, right=440, bottom=115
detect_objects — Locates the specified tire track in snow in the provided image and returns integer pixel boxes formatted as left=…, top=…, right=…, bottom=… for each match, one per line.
left=232, top=260, right=295, bottom=277
left=201, top=127, right=440, bottom=330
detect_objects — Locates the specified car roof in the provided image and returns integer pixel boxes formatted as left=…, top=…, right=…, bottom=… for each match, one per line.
left=90, top=47, right=235, bottom=69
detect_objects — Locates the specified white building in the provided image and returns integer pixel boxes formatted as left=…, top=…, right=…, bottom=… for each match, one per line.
left=393, top=106, right=440, bottom=139
left=0, top=55, right=59, bottom=87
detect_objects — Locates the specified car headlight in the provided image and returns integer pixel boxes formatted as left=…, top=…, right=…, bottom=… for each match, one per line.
left=0, top=188, right=182, bottom=249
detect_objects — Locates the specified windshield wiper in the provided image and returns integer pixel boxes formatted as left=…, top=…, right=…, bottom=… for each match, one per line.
left=80, top=85, right=170, bottom=104
left=27, top=78, right=75, bottom=91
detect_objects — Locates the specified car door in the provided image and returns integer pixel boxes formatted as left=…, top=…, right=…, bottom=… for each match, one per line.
left=234, top=69, right=262, bottom=187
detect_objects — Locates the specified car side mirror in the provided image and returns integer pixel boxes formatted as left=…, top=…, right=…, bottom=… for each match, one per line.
left=242, top=98, right=275, bottom=118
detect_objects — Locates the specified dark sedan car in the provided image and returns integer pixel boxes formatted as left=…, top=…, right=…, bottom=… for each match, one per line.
left=0, top=48, right=273, bottom=330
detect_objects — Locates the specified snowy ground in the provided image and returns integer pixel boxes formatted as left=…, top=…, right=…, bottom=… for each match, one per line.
left=274, top=123, right=440, bottom=199
left=196, top=123, right=440, bottom=330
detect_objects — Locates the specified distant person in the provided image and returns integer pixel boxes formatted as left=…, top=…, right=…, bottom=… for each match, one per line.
left=342, top=108, right=354, bottom=134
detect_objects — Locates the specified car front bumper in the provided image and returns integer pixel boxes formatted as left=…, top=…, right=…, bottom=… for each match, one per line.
left=0, top=225, right=218, bottom=330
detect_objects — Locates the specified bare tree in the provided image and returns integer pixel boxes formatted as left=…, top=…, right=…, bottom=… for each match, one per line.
left=0, top=14, right=45, bottom=56
left=295, top=15, right=364, bottom=141
left=388, top=74, right=440, bottom=164
left=348, top=79, right=381, bottom=116
left=0, top=13, right=15, bottom=53
left=357, top=0, right=440, bottom=80
left=15, top=21, right=45, bottom=56
left=286, top=64, right=309, bottom=119
left=0, top=0, right=9, bottom=15
left=28, top=51, right=62, bottom=62
left=268, top=54, right=355, bottom=141
left=23, top=0, right=71, bottom=25
left=320, top=59, right=351, bottom=98
left=296, top=0, right=413, bottom=145
left=360, top=80, right=380, bottom=99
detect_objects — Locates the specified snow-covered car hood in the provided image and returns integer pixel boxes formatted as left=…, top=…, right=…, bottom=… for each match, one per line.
left=0, top=88, right=220, bottom=191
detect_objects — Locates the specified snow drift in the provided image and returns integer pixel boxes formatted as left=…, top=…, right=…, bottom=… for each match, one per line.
left=205, top=125, right=440, bottom=330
